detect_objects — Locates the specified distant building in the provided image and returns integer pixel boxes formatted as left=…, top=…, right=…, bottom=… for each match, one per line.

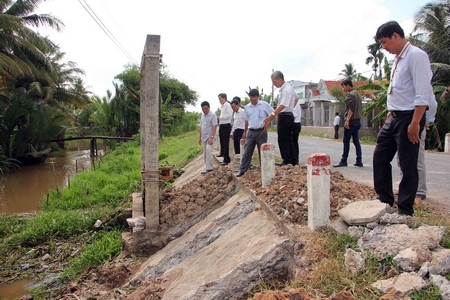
left=287, top=79, right=375, bottom=127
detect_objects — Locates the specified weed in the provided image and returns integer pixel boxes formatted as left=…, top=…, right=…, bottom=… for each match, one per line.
left=411, top=283, right=443, bottom=299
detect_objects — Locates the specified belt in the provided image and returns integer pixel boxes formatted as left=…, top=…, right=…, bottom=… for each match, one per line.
left=249, top=128, right=264, bottom=131
left=279, top=112, right=293, bottom=116
left=390, top=110, right=414, bottom=117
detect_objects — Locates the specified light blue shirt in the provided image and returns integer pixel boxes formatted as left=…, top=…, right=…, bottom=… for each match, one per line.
left=200, top=111, right=218, bottom=142
left=244, top=100, right=274, bottom=129
left=388, top=43, right=433, bottom=111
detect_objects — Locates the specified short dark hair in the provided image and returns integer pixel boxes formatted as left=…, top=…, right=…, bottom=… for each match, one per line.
left=341, top=79, right=353, bottom=87
left=248, top=88, right=260, bottom=97
left=232, top=96, right=241, bottom=102
left=375, top=21, right=405, bottom=40
left=335, top=112, right=339, bottom=116
left=201, top=101, right=210, bottom=107
left=218, top=93, right=227, bottom=100
left=230, top=99, right=240, bottom=106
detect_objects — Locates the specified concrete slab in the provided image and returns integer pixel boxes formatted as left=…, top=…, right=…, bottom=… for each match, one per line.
left=126, top=193, right=293, bottom=299
left=338, top=200, right=388, bottom=225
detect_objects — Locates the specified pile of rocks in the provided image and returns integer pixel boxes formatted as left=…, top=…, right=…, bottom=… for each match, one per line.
left=333, top=200, right=449, bottom=299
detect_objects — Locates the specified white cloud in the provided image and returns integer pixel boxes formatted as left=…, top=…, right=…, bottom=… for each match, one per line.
left=35, top=0, right=430, bottom=113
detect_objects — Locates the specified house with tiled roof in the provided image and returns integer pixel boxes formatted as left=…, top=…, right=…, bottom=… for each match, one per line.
left=289, top=79, right=375, bottom=127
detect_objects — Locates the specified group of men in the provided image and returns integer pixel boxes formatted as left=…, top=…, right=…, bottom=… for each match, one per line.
left=199, top=70, right=302, bottom=177
left=200, top=20, right=439, bottom=217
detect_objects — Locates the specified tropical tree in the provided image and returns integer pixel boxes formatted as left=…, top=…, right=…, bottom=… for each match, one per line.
left=0, top=0, right=63, bottom=89
left=365, top=41, right=385, bottom=80
left=338, top=63, right=358, bottom=80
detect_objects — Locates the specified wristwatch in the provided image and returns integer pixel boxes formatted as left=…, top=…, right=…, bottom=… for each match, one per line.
left=271, top=112, right=276, bottom=116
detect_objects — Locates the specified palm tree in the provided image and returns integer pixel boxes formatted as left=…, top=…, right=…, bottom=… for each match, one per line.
left=365, top=41, right=384, bottom=80
left=339, top=63, right=358, bottom=80
left=0, top=0, right=64, bottom=89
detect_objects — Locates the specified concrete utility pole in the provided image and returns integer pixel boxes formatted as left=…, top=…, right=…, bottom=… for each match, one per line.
left=140, top=35, right=160, bottom=229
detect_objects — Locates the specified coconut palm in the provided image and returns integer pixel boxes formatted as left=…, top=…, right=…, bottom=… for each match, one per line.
left=338, top=63, right=358, bottom=80
left=0, top=0, right=64, bottom=89
left=365, top=41, right=384, bottom=80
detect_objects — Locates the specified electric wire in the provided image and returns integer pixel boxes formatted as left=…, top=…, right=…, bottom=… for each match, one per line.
left=78, top=0, right=138, bottom=64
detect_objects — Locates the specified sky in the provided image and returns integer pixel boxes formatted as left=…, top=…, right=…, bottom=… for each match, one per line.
left=35, top=0, right=431, bottom=113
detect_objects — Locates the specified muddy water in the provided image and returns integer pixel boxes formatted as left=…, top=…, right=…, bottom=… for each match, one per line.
left=0, top=279, right=32, bottom=299
left=0, top=150, right=94, bottom=214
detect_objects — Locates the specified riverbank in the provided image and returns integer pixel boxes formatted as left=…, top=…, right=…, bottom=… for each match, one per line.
left=0, top=131, right=202, bottom=299
left=0, top=130, right=448, bottom=299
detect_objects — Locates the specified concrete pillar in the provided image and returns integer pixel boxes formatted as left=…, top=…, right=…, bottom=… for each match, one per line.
left=261, top=143, right=275, bottom=187
left=307, top=153, right=330, bottom=230
left=445, top=133, right=450, bottom=153
left=140, top=35, right=160, bottom=229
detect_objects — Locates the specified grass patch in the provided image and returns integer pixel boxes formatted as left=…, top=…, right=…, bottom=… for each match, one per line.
left=61, top=230, right=122, bottom=281
left=0, top=130, right=203, bottom=288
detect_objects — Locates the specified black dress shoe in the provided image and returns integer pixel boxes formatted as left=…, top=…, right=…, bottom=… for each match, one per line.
left=236, top=172, right=244, bottom=177
left=201, top=169, right=213, bottom=174
left=216, top=154, right=223, bottom=157
left=220, top=161, right=229, bottom=166
left=333, top=162, right=347, bottom=167
left=353, top=162, right=363, bottom=167
left=275, top=162, right=289, bottom=166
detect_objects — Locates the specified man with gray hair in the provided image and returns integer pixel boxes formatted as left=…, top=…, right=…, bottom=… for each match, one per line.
left=264, top=70, right=297, bottom=166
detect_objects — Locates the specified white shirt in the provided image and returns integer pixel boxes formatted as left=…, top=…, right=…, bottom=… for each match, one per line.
left=333, top=115, right=340, bottom=126
left=388, top=43, right=433, bottom=111
left=293, top=102, right=302, bottom=123
left=426, top=94, right=438, bottom=123
left=231, top=107, right=245, bottom=132
left=278, top=83, right=296, bottom=113
left=219, top=101, right=232, bottom=124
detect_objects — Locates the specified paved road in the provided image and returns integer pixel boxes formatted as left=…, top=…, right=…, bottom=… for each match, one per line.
left=268, top=133, right=450, bottom=213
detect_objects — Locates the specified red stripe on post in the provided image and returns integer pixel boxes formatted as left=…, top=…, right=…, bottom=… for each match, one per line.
left=307, top=153, right=331, bottom=166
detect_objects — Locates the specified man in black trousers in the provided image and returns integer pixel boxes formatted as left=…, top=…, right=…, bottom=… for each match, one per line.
left=264, top=70, right=297, bottom=166
left=218, top=93, right=232, bottom=165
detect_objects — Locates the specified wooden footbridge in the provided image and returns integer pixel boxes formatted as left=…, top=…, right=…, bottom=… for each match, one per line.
left=50, top=136, right=134, bottom=157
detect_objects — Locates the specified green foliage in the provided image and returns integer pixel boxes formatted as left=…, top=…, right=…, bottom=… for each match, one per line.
left=3, top=210, right=99, bottom=249
left=411, top=283, right=443, bottom=299
left=43, top=141, right=141, bottom=211
left=162, top=111, right=199, bottom=137
left=359, top=81, right=389, bottom=122
left=0, top=214, right=28, bottom=239
left=61, top=230, right=122, bottom=281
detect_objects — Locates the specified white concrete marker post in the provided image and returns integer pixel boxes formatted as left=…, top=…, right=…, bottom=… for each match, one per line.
left=445, top=133, right=450, bottom=153
left=307, top=153, right=331, bottom=230
left=261, top=143, right=275, bottom=187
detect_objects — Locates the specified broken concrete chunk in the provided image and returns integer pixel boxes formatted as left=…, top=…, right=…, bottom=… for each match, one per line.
left=338, top=200, right=387, bottom=226
left=344, top=248, right=365, bottom=274
left=394, top=247, right=432, bottom=272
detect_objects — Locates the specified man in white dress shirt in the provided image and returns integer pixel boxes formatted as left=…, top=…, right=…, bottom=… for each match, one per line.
left=373, top=21, right=432, bottom=216
left=218, top=93, right=232, bottom=166
left=230, top=99, right=245, bottom=155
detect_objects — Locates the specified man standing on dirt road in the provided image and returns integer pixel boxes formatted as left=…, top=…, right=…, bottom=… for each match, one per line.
left=199, top=101, right=217, bottom=174
left=264, top=70, right=297, bottom=166
left=373, top=21, right=432, bottom=216
left=218, top=93, right=232, bottom=166
left=236, top=89, right=274, bottom=177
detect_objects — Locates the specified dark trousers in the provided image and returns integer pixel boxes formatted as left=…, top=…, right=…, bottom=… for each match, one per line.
left=239, top=130, right=267, bottom=174
left=292, top=122, right=302, bottom=165
left=334, top=125, right=339, bottom=139
left=232, top=128, right=244, bottom=154
left=373, top=114, right=425, bottom=216
left=219, top=123, right=232, bottom=163
left=277, top=113, right=295, bottom=165
left=341, top=121, right=362, bottom=163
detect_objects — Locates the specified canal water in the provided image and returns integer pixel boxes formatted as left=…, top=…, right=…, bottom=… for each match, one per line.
left=0, top=150, right=95, bottom=214
left=0, top=149, right=97, bottom=299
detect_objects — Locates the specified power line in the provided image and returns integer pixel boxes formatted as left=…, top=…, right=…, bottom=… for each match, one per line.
left=78, top=0, right=138, bottom=64
left=285, top=0, right=391, bottom=74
